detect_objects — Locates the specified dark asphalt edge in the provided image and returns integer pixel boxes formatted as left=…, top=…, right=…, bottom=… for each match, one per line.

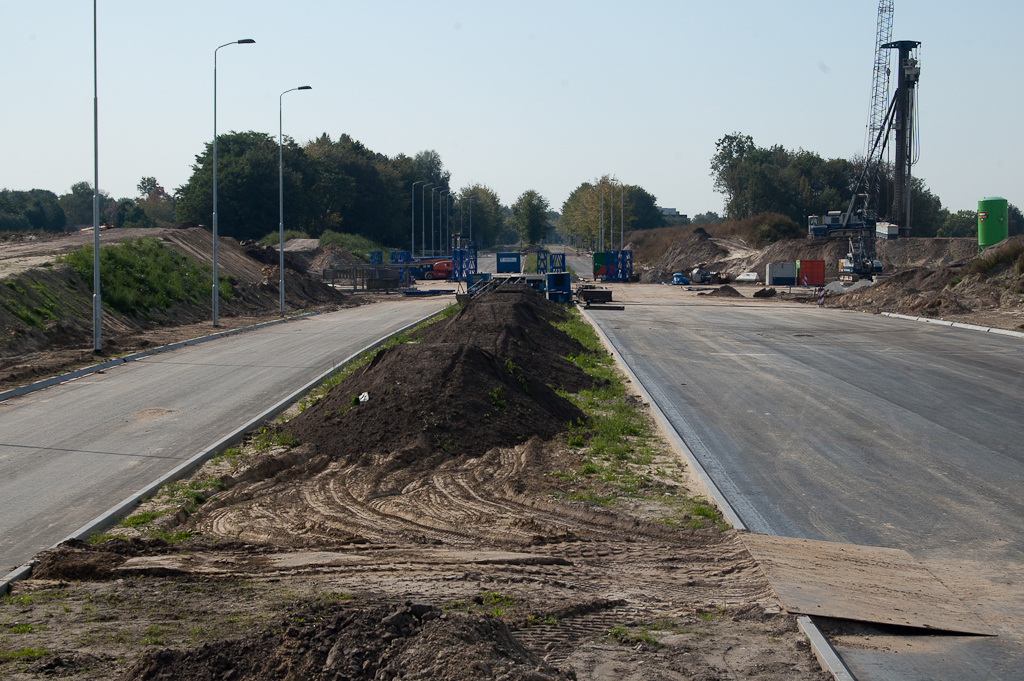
left=578, top=306, right=856, bottom=681
left=0, top=306, right=448, bottom=597
left=880, top=312, right=1024, bottom=338
left=0, top=312, right=321, bottom=404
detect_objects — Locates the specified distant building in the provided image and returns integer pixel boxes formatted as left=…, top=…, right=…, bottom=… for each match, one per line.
left=657, top=207, right=687, bottom=220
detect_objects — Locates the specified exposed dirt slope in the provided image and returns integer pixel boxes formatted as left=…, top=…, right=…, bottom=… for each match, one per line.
left=826, top=236, right=1024, bottom=330
left=0, top=228, right=353, bottom=388
left=639, top=227, right=976, bottom=284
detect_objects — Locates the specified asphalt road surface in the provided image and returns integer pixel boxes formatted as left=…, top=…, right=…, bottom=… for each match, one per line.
left=585, top=284, right=1024, bottom=681
left=0, top=298, right=448, bottom=574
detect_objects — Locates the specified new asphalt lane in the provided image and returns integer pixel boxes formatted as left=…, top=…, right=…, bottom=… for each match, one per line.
left=584, top=284, right=1024, bottom=681
left=0, top=298, right=449, bottom=575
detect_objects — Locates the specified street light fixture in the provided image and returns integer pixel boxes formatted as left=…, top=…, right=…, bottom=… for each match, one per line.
left=411, top=181, right=425, bottom=255
left=212, top=37, right=255, bottom=327
left=421, top=184, right=433, bottom=258
left=279, top=85, right=311, bottom=316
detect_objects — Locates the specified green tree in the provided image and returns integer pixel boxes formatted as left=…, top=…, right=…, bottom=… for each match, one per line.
left=937, top=210, right=978, bottom=238
left=2, top=189, right=67, bottom=231
left=512, top=190, right=550, bottom=245
left=1008, top=203, right=1022, bottom=236
left=691, top=211, right=721, bottom=224
left=58, top=182, right=97, bottom=226
left=176, top=131, right=312, bottom=241
left=455, top=184, right=506, bottom=248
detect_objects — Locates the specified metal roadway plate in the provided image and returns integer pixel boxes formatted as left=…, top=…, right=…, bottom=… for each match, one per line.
left=741, top=534, right=994, bottom=636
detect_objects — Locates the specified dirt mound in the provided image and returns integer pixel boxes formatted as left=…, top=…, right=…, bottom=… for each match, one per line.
left=241, top=242, right=311, bottom=274
left=122, top=602, right=569, bottom=681
left=704, top=284, right=743, bottom=298
left=640, top=227, right=729, bottom=283
left=827, top=238, right=1024, bottom=326
left=287, top=288, right=588, bottom=466
left=310, top=244, right=361, bottom=273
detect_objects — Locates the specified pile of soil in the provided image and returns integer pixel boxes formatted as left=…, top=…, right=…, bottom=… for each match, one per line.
left=703, top=284, right=743, bottom=298
left=827, top=237, right=1024, bottom=329
left=639, top=227, right=728, bottom=283
left=122, top=602, right=570, bottom=681
left=309, top=243, right=362, bottom=273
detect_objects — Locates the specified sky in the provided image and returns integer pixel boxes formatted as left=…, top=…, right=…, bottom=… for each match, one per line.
left=2, top=1, right=1022, bottom=217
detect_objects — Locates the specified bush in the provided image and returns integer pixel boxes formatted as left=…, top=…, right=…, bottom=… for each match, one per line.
left=58, top=237, right=227, bottom=315
left=318, top=230, right=385, bottom=262
left=260, top=229, right=309, bottom=246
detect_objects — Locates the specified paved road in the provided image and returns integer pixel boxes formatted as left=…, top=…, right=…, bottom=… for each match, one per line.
left=0, top=298, right=448, bottom=574
left=585, top=285, right=1024, bottom=681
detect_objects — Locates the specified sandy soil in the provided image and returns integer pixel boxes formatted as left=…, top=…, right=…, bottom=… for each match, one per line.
left=0, top=289, right=829, bottom=681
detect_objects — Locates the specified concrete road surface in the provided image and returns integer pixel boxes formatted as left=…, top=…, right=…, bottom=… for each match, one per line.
left=0, top=298, right=449, bottom=574
left=585, top=284, right=1024, bottom=681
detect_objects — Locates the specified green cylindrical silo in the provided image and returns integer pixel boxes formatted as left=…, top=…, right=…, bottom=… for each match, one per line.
left=978, top=197, right=1009, bottom=251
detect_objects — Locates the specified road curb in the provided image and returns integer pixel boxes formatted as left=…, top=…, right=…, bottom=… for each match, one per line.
left=881, top=312, right=1024, bottom=338
left=0, top=312, right=321, bottom=404
left=578, top=306, right=745, bottom=530
left=0, top=306, right=448, bottom=597
left=579, top=306, right=856, bottom=681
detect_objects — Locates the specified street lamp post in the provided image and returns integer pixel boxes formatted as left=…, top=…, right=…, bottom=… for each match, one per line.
left=445, top=193, right=451, bottom=254
left=438, top=191, right=449, bottom=256
left=279, top=85, right=311, bottom=316
left=620, top=181, right=625, bottom=250
left=462, top=196, right=475, bottom=246
left=212, top=37, right=255, bottom=327
left=421, top=184, right=433, bottom=258
left=92, top=0, right=101, bottom=351
left=411, top=181, right=425, bottom=255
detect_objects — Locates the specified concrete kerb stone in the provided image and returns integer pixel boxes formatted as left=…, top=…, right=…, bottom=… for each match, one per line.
left=0, top=312, right=321, bottom=404
left=0, top=306, right=448, bottom=597
left=798, top=616, right=857, bottom=681
left=881, top=312, right=1024, bottom=339
left=578, top=306, right=852, bottom=681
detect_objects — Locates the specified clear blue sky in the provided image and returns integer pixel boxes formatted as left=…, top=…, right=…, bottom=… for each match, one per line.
left=3, top=1, right=1021, bottom=217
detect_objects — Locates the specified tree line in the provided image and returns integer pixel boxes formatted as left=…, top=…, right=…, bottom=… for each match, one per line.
left=709, top=132, right=1021, bottom=238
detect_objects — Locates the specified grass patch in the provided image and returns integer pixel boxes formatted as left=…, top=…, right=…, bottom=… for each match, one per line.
left=318, top=230, right=386, bottom=262
left=969, top=240, right=1024, bottom=276
left=58, top=237, right=231, bottom=314
left=260, top=229, right=309, bottom=246
left=117, top=511, right=166, bottom=528
left=549, top=309, right=728, bottom=529
left=0, top=647, right=47, bottom=662
left=609, top=623, right=662, bottom=648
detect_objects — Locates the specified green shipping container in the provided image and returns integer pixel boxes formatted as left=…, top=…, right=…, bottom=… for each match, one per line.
left=978, top=197, right=1009, bottom=252
left=592, top=252, right=607, bottom=278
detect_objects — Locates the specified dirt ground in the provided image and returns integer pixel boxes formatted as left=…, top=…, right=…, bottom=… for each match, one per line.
left=0, top=288, right=829, bottom=681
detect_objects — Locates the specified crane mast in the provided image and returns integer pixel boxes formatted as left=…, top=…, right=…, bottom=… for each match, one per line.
left=866, top=0, right=894, bottom=155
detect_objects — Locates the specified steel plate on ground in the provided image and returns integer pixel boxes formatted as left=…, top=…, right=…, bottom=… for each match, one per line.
left=741, top=534, right=994, bottom=635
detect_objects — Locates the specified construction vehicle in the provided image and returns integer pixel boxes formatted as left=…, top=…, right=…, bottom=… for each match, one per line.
left=839, top=234, right=883, bottom=283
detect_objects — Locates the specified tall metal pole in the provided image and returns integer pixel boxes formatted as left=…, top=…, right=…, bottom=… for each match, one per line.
left=620, top=181, right=625, bottom=250
left=279, top=86, right=311, bottom=316
left=212, top=38, right=255, bottom=327
left=421, top=184, right=433, bottom=258
left=445, top=194, right=451, bottom=254
left=466, top=196, right=475, bottom=245
left=438, top=191, right=448, bottom=256
left=599, top=187, right=604, bottom=252
left=411, top=181, right=425, bottom=255
left=92, top=0, right=101, bottom=352
left=431, top=187, right=438, bottom=256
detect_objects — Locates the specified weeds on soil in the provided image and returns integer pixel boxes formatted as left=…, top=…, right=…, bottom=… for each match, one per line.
left=551, top=309, right=728, bottom=530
